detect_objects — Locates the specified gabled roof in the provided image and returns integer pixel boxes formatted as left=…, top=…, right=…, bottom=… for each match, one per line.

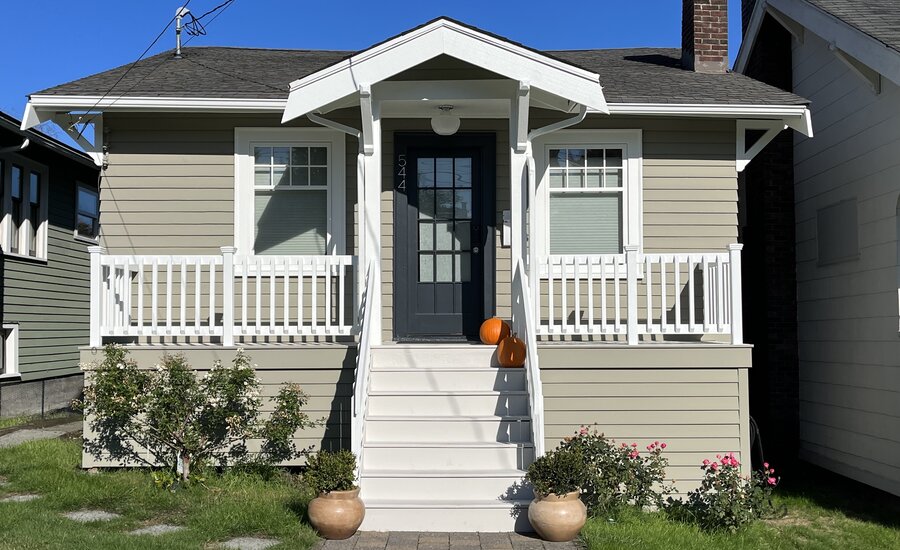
left=736, top=0, right=900, bottom=86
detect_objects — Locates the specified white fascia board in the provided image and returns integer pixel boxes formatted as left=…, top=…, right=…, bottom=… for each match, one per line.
left=282, top=18, right=607, bottom=122
left=26, top=95, right=286, bottom=117
left=605, top=103, right=813, bottom=137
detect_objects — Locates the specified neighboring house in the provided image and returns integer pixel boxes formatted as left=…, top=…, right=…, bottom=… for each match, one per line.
left=737, top=0, right=900, bottom=497
left=22, top=2, right=811, bottom=531
left=0, top=111, right=100, bottom=418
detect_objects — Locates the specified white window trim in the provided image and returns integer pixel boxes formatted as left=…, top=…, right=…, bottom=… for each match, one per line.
left=0, top=154, right=50, bottom=261
left=533, top=129, right=643, bottom=263
left=0, top=324, right=20, bottom=379
left=74, top=182, right=101, bottom=243
left=234, top=127, right=346, bottom=257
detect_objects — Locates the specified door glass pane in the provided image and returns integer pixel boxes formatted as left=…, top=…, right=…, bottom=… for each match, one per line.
left=418, top=190, right=435, bottom=219
left=604, top=169, right=622, bottom=188
left=454, top=189, right=472, bottom=219
left=291, top=147, right=308, bottom=165
left=419, top=222, right=434, bottom=251
left=435, top=190, right=454, bottom=219
left=435, top=254, right=453, bottom=282
left=309, top=147, right=327, bottom=165
left=454, top=221, right=470, bottom=250
left=549, top=149, right=564, bottom=168
left=567, top=149, right=586, bottom=167
left=586, top=149, right=603, bottom=167
left=454, top=158, right=472, bottom=187
left=549, top=170, right=565, bottom=188
left=436, top=158, right=453, bottom=187
left=456, top=252, right=471, bottom=282
left=418, top=158, right=435, bottom=188
left=254, top=147, right=271, bottom=164
left=273, top=147, right=290, bottom=165
left=292, top=167, right=309, bottom=186
left=419, top=254, right=434, bottom=283
left=273, top=167, right=288, bottom=187
left=586, top=170, right=602, bottom=188
left=568, top=171, right=584, bottom=188
left=255, top=168, right=271, bottom=187
left=606, top=149, right=623, bottom=167
left=435, top=222, right=453, bottom=251
left=310, top=167, right=327, bottom=186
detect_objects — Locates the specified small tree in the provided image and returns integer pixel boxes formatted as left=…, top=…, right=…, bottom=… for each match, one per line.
left=79, top=344, right=319, bottom=483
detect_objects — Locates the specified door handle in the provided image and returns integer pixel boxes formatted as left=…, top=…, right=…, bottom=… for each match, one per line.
left=473, top=246, right=480, bottom=254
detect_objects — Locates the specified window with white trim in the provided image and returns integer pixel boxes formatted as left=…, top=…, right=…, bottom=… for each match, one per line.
left=0, top=324, right=19, bottom=379
left=75, top=183, right=100, bottom=240
left=235, top=128, right=346, bottom=256
left=1, top=155, right=49, bottom=259
left=535, top=130, right=643, bottom=258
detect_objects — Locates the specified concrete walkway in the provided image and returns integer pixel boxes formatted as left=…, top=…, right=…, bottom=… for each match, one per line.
left=0, top=421, right=82, bottom=449
left=316, top=532, right=579, bottom=550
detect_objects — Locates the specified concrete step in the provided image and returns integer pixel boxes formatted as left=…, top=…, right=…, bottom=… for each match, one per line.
left=372, top=345, right=498, bottom=369
left=359, top=499, right=533, bottom=532
left=367, top=390, right=529, bottom=416
left=365, top=415, right=533, bottom=443
left=362, top=441, right=535, bottom=470
left=361, top=469, right=533, bottom=501
left=369, top=367, right=527, bottom=392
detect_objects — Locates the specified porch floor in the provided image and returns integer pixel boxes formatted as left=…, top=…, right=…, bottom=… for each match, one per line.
left=314, top=531, right=577, bottom=550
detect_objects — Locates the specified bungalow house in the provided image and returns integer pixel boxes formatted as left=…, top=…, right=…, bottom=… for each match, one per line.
left=0, top=112, right=100, bottom=418
left=737, top=0, right=900, bottom=497
left=22, top=1, right=812, bottom=531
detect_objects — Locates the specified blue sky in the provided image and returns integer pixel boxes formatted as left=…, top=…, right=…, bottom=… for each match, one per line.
left=0, top=0, right=746, bottom=142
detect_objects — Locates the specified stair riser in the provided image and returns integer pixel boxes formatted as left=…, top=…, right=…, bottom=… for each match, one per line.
left=370, top=370, right=526, bottom=392
left=365, top=420, right=532, bottom=443
left=373, top=348, right=498, bottom=368
left=368, top=394, right=528, bottom=416
left=362, top=476, right=533, bottom=501
left=360, top=506, right=533, bottom=532
left=363, top=446, right=535, bottom=470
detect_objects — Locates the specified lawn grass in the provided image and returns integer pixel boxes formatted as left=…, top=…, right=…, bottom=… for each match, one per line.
left=0, top=438, right=320, bottom=550
left=581, top=464, right=900, bottom=550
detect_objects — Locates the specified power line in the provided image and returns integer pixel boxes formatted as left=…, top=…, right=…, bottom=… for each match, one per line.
left=73, top=1, right=193, bottom=140
left=184, top=0, right=235, bottom=38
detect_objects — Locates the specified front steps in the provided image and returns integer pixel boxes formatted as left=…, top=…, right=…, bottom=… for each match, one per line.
left=359, top=344, right=535, bottom=532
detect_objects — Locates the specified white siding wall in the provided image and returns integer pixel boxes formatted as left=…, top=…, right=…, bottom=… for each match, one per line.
left=792, top=32, right=900, bottom=496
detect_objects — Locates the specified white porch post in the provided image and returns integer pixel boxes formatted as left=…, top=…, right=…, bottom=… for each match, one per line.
left=509, top=82, right=530, bottom=312
left=360, top=85, right=383, bottom=344
left=728, top=243, right=744, bottom=345
left=625, top=245, right=640, bottom=345
left=220, top=246, right=235, bottom=347
left=88, top=245, right=106, bottom=348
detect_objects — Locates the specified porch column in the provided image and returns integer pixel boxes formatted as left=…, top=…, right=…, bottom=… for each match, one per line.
left=509, top=82, right=530, bottom=277
left=360, top=85, right=383, bottom=344
left=88, top=245, right=106, bottom=348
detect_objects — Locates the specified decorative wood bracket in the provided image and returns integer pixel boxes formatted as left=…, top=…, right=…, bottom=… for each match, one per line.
left=359, top=84, right=375, bottom=155
left=512, top=81, right=530, bottom=154
left=831, top=46, right=882, bottom=94
left=52, top=113, right=105, bottom=167
left=736, top=119, right=785, bottom=172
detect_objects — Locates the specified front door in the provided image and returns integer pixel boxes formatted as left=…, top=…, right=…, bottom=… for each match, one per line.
left=394, top=133, right=495, bottom=340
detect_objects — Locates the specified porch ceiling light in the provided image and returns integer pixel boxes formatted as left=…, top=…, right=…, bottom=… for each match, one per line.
left=431, top=105, right=460, bottom=136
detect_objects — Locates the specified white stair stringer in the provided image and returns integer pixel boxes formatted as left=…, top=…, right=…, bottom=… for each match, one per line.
left=358, top=345, right=536, bottom=532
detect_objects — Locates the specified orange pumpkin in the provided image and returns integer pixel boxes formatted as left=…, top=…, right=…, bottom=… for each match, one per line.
left=479, top=317, right=510, bottom=345
left=497, top=334, right=526, bottom=368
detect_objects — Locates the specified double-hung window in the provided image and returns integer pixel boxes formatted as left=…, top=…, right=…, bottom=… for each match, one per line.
left=76, top=184, right=100, bottom=240
left=1, top=156, right=49, bottom=259
left=535, top=130, right=643, bottom=258
left=235, top=128, right=346, bottom=257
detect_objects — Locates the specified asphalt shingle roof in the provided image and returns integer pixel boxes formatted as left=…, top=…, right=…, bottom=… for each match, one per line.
left=34, top=46, right=807, bottom=106
left=806, top=0, right=900, bottom=54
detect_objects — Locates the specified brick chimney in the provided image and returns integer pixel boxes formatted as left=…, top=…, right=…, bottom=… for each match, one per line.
left=682, top=0, right=729, bottom=73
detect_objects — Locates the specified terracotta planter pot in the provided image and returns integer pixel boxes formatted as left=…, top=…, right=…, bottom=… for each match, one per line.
left=307, top=487, right=365, bottom=540
left=527, top=491, right=586, bottom=542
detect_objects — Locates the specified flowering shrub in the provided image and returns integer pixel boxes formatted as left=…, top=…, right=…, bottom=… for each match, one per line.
left=665, top=452, right=779, bottom=531
left=525, top=445, right=588, bottom=497
left=557, top=426, right=673, bottom=515
left=78, top=344, right=319, bottom=485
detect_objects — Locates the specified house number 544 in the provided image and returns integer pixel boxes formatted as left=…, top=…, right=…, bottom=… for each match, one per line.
left=397, top=154, right=406, bottom=190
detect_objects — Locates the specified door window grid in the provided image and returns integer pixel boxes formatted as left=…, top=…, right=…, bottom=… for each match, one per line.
left=417, top=157, right=473, bottom=283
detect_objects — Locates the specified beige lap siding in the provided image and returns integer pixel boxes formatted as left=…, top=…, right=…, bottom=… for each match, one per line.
left=79, top=346, right=354, bottom=468
left=539, top=345, right=751, bottom=494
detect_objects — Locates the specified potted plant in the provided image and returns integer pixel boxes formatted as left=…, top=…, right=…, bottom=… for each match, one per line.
left=525, top=447, right=588, bottom=542
left=304, top=450, right=365, bottom=540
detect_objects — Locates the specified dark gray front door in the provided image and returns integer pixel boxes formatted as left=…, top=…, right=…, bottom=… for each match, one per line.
left=394, top=134, right=495, bottom=340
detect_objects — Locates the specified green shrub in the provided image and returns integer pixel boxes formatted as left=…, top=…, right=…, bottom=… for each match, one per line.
left=558, top=427, right=673, bottom=516
left=78, top=344, right=319, bottom=486
left=525, top=446, right=587, bottom=497
left=665, top=453, right=779, bottom=531
left=304, top=449, right=358, bottom=494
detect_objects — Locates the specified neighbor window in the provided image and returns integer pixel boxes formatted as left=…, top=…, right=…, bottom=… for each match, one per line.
left=235, top=128, right=346, bottom=257
left=76, top=184, right=100, bottom=240
left=535, top=130, right=642, bottom=258
left=1, top=157, right=48, bottom=259
left=0, top=324, right=19, bottom=379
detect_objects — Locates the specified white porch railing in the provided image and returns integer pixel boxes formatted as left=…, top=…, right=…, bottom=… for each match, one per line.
left=89, top=246, right=357, bottom=346
left=535, top=244, right=743, bottom=344
left=512, top=261, right=545, bottom=457
left=351, top=260, right=376, bottom=471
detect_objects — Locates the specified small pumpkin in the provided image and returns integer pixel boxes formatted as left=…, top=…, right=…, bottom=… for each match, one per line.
left=497, top=334, right=526, bottom=368
left=479, top=317, right=510, bottom=345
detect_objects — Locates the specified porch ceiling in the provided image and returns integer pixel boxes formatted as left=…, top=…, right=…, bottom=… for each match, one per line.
left=281, top=17, right=609, bottom=123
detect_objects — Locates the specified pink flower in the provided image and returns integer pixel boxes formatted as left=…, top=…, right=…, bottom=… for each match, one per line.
left=710, top=462, right=719, bottom=470
left=767, top=477, right=777, bottom=486
left=629, top=451, right=639, bottom=459
left=654, top=441, right=660, bottom=446
left=647, top=445, right=653, bottom=451
left=631, top=443, right=638, bottom=448
left=660, top=443, right=667, bottom=449
left=763, top=462, right=769, bottom=469
left=769, top=468, right=774, bottom=474
left=703, top=459, right=710, bottom=466
left=716, top=454, right=722, bottom=459
left=579, top=427, right=589, bottom=435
